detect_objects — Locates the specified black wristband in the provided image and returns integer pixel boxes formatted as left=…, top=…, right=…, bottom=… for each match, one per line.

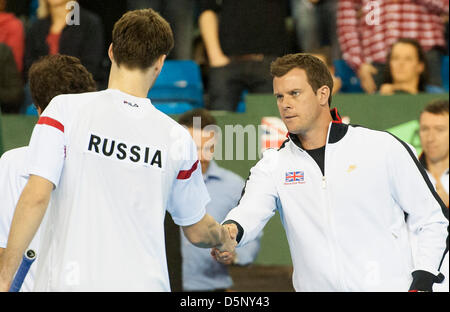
left=409, top=270, right=444, bottom=292
left=222, top=220, right=244, bottom=244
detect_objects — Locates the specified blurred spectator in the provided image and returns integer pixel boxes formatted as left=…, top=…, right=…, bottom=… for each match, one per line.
left=417, top=98, right=449, bottom=293
left=310, top=48, right=342, bottom=95
left=380, top=39, right=445, bottom=95
left=24, top=0, right=104, bottom=84
left=291, top=0, right=340, bottom=61
left=0, top=0, right=25, bottom=72
left=199, top=0, right=289, bottom=111
left=419, top=99, right=449, bottom=208
left=337, top=0, right=449, bottom=94
left=0, top=43, right=24, bottom=113
left=290, top=0, right=319, bottom=53
left=178, top=109, right=262, bottom=291
left=126, top=0, right=195, bottom=60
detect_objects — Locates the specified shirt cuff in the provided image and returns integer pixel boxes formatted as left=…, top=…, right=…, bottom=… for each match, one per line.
left=409, top=270, right=445, bottom=292
left=28, top=169, right=60, bottom=189
left=172, top=207, right=206, bottom=227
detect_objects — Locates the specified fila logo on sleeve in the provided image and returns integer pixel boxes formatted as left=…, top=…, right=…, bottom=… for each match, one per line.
left=85, top=133, right=165, bottom=170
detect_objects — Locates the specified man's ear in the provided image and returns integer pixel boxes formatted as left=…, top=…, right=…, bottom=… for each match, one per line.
left=154, top=55, right=167, bottom=76
left=317, top=85, right=331, bottom=107
left=108, top=44, right=114, bottom=62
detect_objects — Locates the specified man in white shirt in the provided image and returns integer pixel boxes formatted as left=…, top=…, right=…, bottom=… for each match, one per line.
left=0, top=54, right=97, bottom=291
left=0, top=9, right=236, bottom=292
left=418, top=99, right=449, bottom=292
left=214, top=54, right=448, bottom=291
left=178, top=108, right=262, bottom=291
left=419, top=99, right=449, bottom=208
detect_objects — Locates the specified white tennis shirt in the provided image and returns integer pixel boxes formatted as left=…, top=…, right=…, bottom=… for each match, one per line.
left=0, top=146, right=41, bottom=292
left=27, top=89, right=209, bottom=291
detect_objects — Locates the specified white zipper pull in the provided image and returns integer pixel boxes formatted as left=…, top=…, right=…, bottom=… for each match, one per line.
left=322, top=176, right=327, bottom=189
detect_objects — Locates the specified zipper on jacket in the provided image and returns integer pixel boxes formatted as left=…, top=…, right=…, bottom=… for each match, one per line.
left=322, top=175, right=346, bottom=291
left=321, top=146, right=346, bottom=291
left=302, top=148, right=343, bottom=290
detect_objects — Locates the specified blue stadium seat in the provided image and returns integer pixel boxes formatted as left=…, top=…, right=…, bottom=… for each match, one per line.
left=25, top=104, right=38, bottom=116
left=148, top=60, right=204, bottom=114
left=153, top=102, right=197, bottom=115
left=441, top=55, right=449, bottom=92
left=236, top=90, right=248, bottom=113
left=333, top=59, right=363, bottom=93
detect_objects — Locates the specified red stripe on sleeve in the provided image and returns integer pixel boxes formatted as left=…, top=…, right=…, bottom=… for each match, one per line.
left=177, top=160, right=199, bottom=180
left=37, top=117, right=64, bottom=133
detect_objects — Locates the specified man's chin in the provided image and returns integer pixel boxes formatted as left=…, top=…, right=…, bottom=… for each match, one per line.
left=426, top=154, right=447, bottom=163
left=284, top=126, right=301, bottom=135
left=282, top=121, right=298, bottom=134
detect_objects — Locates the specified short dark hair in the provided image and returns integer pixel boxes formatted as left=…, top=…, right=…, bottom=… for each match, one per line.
left=384, top=38, right=429, bottom=92
left=29, top=54, right=97, bottom=112
left=421, top=99, right=449, bottom=116
left=178, top=108, right=217, bottom=129
left=112, top=9, right=174, bottom=70
left=271, top=53, right=334, bottom=106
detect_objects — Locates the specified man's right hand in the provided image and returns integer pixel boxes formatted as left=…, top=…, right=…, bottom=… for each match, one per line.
left=212, top=223, right=238, bottom=263
left=358, top=63, right=378, bottom=94
left=218, top=224, right=237, bottom=253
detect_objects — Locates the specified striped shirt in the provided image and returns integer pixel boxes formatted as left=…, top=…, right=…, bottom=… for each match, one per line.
left=337, top=0, right=448, bottom=71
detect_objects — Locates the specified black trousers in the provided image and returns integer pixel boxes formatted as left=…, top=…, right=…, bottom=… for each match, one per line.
left=207, top=56, right=275, bottom=111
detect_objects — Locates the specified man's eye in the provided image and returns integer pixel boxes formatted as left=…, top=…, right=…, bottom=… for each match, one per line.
left=276, top=95, right=283, bottom=100
left=291, top=91, right=300, bottom=96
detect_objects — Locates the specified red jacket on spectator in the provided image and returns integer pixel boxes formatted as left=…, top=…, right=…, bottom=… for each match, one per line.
left=337, top=0, right=449, bottom=71
left=0, top=12, right=24, bottom=72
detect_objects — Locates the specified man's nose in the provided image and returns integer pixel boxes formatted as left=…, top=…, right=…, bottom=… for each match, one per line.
left=280, top=97, right=292, bottom=110
left=425, top=131, right=436, bottom=143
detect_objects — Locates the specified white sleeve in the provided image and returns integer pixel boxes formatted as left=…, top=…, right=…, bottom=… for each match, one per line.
left=27, top=97, right=67, bottom=188
left=167, top=138, right=209, bottom=226
left=388, top=137, right=449, bottom=275
left=224, top=150, right=279, bottom=246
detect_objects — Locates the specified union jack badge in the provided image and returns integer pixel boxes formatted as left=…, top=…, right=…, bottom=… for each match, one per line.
left=285, top=171, right=305, bottom=184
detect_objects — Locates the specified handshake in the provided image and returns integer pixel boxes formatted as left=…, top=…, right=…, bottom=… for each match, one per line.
left=211, top=223, right=239, bottom=265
